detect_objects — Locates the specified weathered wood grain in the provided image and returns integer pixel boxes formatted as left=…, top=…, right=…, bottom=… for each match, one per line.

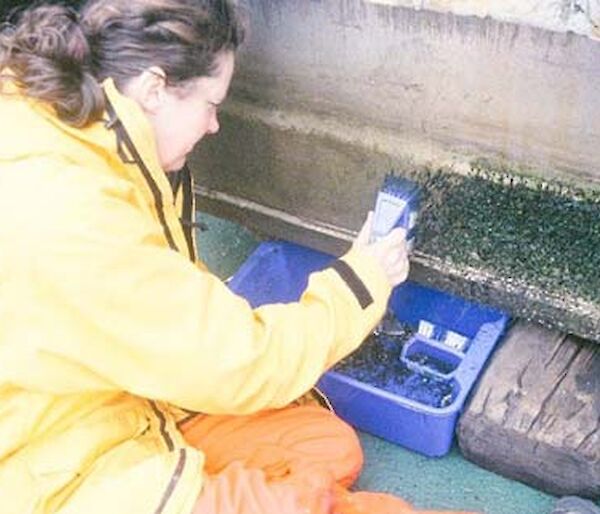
left=457, top=322, right=600, bottom=498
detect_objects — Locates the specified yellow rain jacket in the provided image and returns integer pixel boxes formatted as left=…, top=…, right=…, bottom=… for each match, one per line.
left=0, top=78, right=392, bottom=514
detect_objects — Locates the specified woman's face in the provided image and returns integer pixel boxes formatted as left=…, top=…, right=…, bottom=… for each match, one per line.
left=142, top=51, right=235, bottom=172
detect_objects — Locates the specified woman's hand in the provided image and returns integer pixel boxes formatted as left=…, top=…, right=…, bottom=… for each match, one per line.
left=352, top=211, right=410, bottom=287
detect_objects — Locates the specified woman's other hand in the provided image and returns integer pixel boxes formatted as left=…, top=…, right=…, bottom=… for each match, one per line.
left=352, top=211, right=410, bottom=287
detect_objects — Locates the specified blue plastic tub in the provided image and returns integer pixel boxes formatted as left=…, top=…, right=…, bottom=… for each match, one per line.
left=228, top=240, right=509, bottom=457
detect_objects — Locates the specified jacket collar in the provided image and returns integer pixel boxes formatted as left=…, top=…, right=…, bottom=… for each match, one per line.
left=102, top=78, right=174, bottom=206
left=102, top=78, right=195, bottom=259
left=0, top=74, right=195, bottom=260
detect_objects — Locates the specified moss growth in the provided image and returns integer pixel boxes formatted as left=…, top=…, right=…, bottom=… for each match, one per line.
left=409, top=163, right=600, bottom=304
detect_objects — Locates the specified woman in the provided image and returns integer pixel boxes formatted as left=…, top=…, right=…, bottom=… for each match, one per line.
left=0, top=1, right=473, bottom=513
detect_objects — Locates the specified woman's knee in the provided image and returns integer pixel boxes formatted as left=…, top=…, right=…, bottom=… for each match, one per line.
left=180, top=405, right=363, bottom=486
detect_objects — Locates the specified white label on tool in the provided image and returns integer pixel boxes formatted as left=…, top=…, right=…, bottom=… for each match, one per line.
left=373, top=194, right=407, bottom=235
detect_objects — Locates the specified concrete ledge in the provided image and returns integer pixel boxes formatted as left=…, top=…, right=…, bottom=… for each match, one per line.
left=194, top=186, right=600, bottom=342
left=191, top=106, right=600, bottom=341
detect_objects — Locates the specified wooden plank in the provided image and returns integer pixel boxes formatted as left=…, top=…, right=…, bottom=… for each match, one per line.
left=457, top=321, right=600, bottom=498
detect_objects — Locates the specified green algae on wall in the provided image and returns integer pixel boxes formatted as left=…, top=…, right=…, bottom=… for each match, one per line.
left=412, top=160, right=600, bottom=305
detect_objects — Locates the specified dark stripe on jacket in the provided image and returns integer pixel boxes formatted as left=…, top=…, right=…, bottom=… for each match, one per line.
left=104, top=99, right=178, bottom=252
left=328, top=260, right=373, bottom=309
left=168, top=167, right=196, bottom=262
left=153, top=448, right=187, bottom=514
left=180, top=165, right=196, bottom=261
left=149, top=401, right=175, bottom=451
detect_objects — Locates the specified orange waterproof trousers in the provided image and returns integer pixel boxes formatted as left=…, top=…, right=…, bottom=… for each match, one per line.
left=181, top=405, right=477, bottom=514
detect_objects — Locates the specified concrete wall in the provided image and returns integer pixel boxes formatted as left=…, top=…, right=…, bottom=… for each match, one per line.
left=190, top=0, right=600, bottom=339
left=193, top=0, right=600, bottom=241
left=213, top=0, right=600, bottom=186
left=366, top=0, right=600, bottom=39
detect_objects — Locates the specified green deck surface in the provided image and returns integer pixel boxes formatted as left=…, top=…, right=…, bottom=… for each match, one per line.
left=195, top=211, right=561, bottom=514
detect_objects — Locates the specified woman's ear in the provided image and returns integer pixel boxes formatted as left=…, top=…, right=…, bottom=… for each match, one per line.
left=123, top=66, right=168, bottom=114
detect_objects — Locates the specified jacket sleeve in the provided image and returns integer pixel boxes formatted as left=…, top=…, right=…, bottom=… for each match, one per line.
left=23, top=174, right=392, bottom=414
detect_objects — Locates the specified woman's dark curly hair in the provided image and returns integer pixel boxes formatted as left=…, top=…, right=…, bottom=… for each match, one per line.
left=0, top=0, right=244, bottom=127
